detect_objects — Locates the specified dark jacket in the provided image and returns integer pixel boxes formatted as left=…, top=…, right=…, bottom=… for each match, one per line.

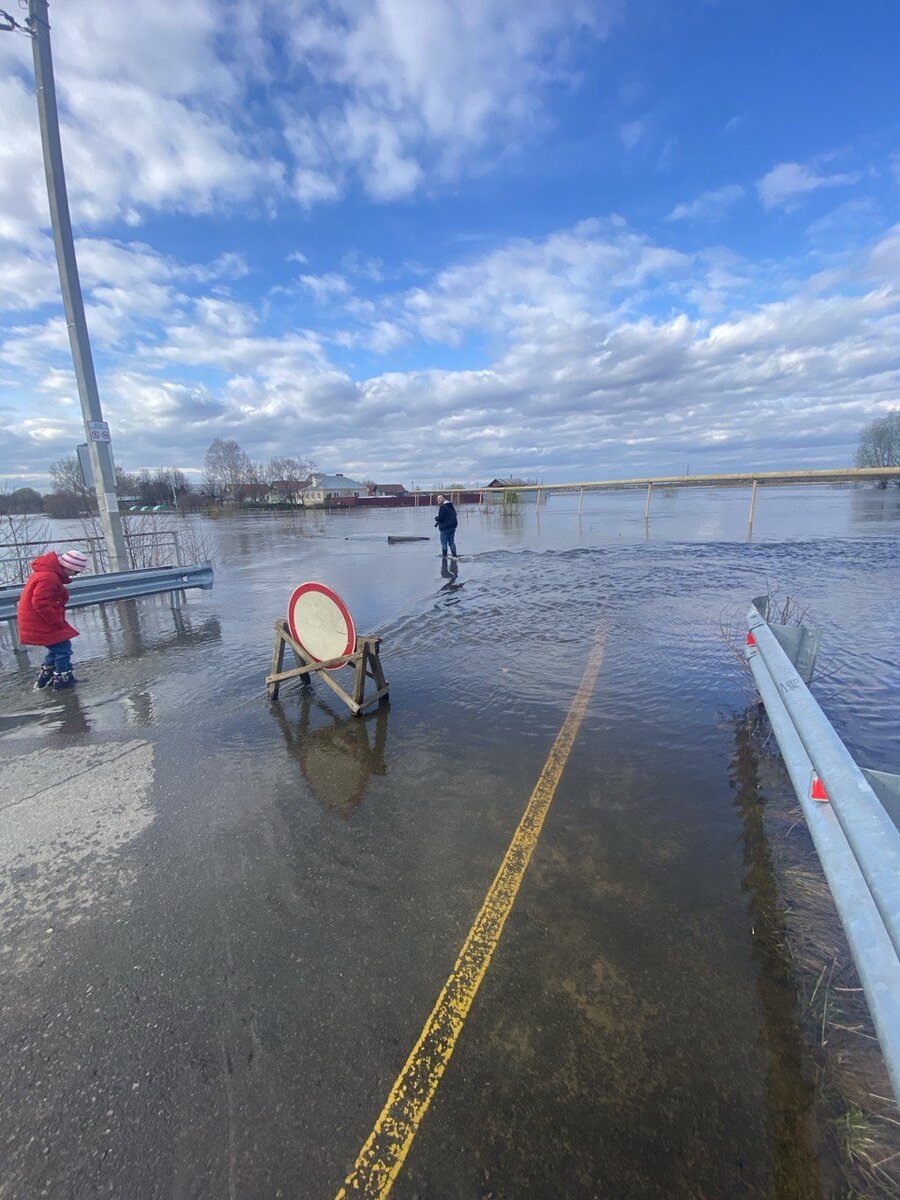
left=16, top=552, right=80, bottom=645
left=435, top=500, right=458, bottom=531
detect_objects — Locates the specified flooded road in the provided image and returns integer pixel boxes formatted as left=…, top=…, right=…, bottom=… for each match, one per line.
left=1, top=486, right=898, bottom=1198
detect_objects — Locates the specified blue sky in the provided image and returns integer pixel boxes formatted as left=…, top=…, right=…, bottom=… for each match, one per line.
left=1, top=0, right=899, bottom=489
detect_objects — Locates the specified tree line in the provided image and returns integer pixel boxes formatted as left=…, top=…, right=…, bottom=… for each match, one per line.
left=1, top=438, right=317, bottom=517
left=201, top=439, right=316, bottom=499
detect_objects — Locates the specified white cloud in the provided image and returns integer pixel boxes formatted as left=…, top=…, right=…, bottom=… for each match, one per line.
left=619, top=120, right=646, bottom=150
left=757, top=161, right=861, bottom=211
left=668, top=184, right=744, bottom=222
left=0, top=241, right=59, bottom=314
left=382, top=219, right=691, bottom=347
left=297, top=273, right=353, bottom=302
left=0, top=0, right=622, bottom=236
left=9, top=211, right=900, bottom=488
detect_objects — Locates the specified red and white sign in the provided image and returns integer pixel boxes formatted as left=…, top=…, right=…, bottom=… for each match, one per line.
left=288, top=582, right=356, bottom=670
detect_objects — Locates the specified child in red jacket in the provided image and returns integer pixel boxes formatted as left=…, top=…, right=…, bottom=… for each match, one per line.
left=17, top=548, right=88, bottom=690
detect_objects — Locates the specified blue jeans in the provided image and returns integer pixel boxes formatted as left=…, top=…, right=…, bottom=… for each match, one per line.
left=43, top=640, right=73, bottom=673
left=439, top=527, right=457, bottom=555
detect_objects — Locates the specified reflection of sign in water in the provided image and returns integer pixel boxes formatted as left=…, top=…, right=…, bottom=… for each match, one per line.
left=288, top=582, right=356, bottom=671
left=273, top=694, right=388, bottom=819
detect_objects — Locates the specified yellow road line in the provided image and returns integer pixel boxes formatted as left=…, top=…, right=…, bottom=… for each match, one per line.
left=334, top=629, right=607, bottom=1199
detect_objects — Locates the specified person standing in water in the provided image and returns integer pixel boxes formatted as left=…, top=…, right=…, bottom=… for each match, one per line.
left=17, top=548, right=88, bottom=690
left=434, top=494, right=458, bottom=558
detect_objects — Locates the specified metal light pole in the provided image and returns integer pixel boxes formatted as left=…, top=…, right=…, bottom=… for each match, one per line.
left=27, top=0, right=128, bottom=570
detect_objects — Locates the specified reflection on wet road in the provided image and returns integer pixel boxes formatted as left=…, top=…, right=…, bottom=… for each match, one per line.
left=273, top=692, right=389, bottom=819
left=0, top=488, right=897, bottom=1198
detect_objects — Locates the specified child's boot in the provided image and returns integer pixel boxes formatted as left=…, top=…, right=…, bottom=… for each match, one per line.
left=52, top=671, right=77, bottom=691
left=34, top=665, right=55, bottom=690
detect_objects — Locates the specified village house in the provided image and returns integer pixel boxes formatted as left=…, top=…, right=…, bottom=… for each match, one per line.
left=235, top=483, right=269, bottom=505
left=302, top=472, right=366, bottom=507
left=264, top=479, right=310, bottom=506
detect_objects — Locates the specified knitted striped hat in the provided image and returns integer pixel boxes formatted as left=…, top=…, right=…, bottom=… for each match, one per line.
left=58, top=548, right=88, bottom=574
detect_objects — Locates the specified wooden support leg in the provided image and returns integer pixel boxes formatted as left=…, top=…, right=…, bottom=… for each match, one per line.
left=351, top=636, right=366, bottom=708
left=357, top=638, right=389, bottom=713
left=268, top=628, right=287, bottom=699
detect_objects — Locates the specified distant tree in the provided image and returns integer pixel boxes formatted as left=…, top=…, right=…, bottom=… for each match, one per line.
left=856, top=410, right=900, bottom=486
left=269, top=455, right=315, bottom=485
left=151, top=467, right=190, bottom=506
left=204, top=438, right=253, bottom=499
left=1, top=487, right=44, bottom=514
left=133, top=470, right=156, bottom=505
left=0, top=485, right=50, bottom=582
left=163, top=467, right=192, bottom=510
left=164, top=467, right=191, bottom=496
left=246, top=460, right=274, bottom=491
left=48, top=454, right=88, bottom=499
left=115, top=466, right=139, bottom=496
left=44, top=490, right=83, bottom=519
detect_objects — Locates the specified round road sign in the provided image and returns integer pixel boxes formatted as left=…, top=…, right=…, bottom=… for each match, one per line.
left=287, top=582, right=356, bottom=670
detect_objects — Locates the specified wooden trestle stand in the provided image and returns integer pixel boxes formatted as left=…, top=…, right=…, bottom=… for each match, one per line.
left=266, top=618, right=389, bottom=715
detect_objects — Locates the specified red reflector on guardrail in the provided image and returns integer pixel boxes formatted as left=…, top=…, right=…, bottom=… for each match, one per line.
left=810, top=773, right=829, bottom=802
left=746, top=632, right=756, bottom=646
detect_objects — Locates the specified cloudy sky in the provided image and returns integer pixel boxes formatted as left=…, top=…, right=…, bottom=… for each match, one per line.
left=1, top=0, right=899, bottom=489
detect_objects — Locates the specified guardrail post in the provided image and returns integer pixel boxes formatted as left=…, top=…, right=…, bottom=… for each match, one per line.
left=644, top=482, right=653, bottom=519
left=747, top=480, right=759, bottom=539
left=88, top=540, right=100, bottom=574
left=171, top=530, right=183, bottom=565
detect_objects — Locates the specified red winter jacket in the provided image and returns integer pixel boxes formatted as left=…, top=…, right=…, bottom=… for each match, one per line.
left=16, top=552, right=80, bottom=645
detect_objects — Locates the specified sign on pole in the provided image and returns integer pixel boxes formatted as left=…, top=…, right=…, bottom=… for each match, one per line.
left=87, top=420, right=111, bottom=443
left=76, top=442, right=94, bottom=489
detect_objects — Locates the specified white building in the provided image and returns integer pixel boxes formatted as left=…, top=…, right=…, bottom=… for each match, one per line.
left=302, top=473, right=365, bottom=507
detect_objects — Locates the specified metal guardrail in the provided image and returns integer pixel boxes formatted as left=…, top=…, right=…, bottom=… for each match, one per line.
left=745, top=596, right=900, bottom=1106
left=473, top=466, right=900, bottom=493
left=413, top=467, right=900, bottom=531
left=0, top=562, right=214, bottom=651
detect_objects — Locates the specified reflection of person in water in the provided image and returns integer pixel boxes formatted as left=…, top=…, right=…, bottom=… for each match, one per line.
left=440, top=557, right=459, bottom=583
left=272, top=693, right=388, bottom=819
left=49, top=687, right=92, bottom=736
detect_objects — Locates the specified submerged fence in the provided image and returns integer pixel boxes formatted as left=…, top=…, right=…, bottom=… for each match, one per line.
left=0, top=530, right=183, bottom=585
left=745, top=596, right=900, bottom=1106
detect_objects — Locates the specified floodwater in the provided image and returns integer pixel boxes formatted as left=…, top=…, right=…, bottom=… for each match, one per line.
left=0, top=485, right=898, bottom=1199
